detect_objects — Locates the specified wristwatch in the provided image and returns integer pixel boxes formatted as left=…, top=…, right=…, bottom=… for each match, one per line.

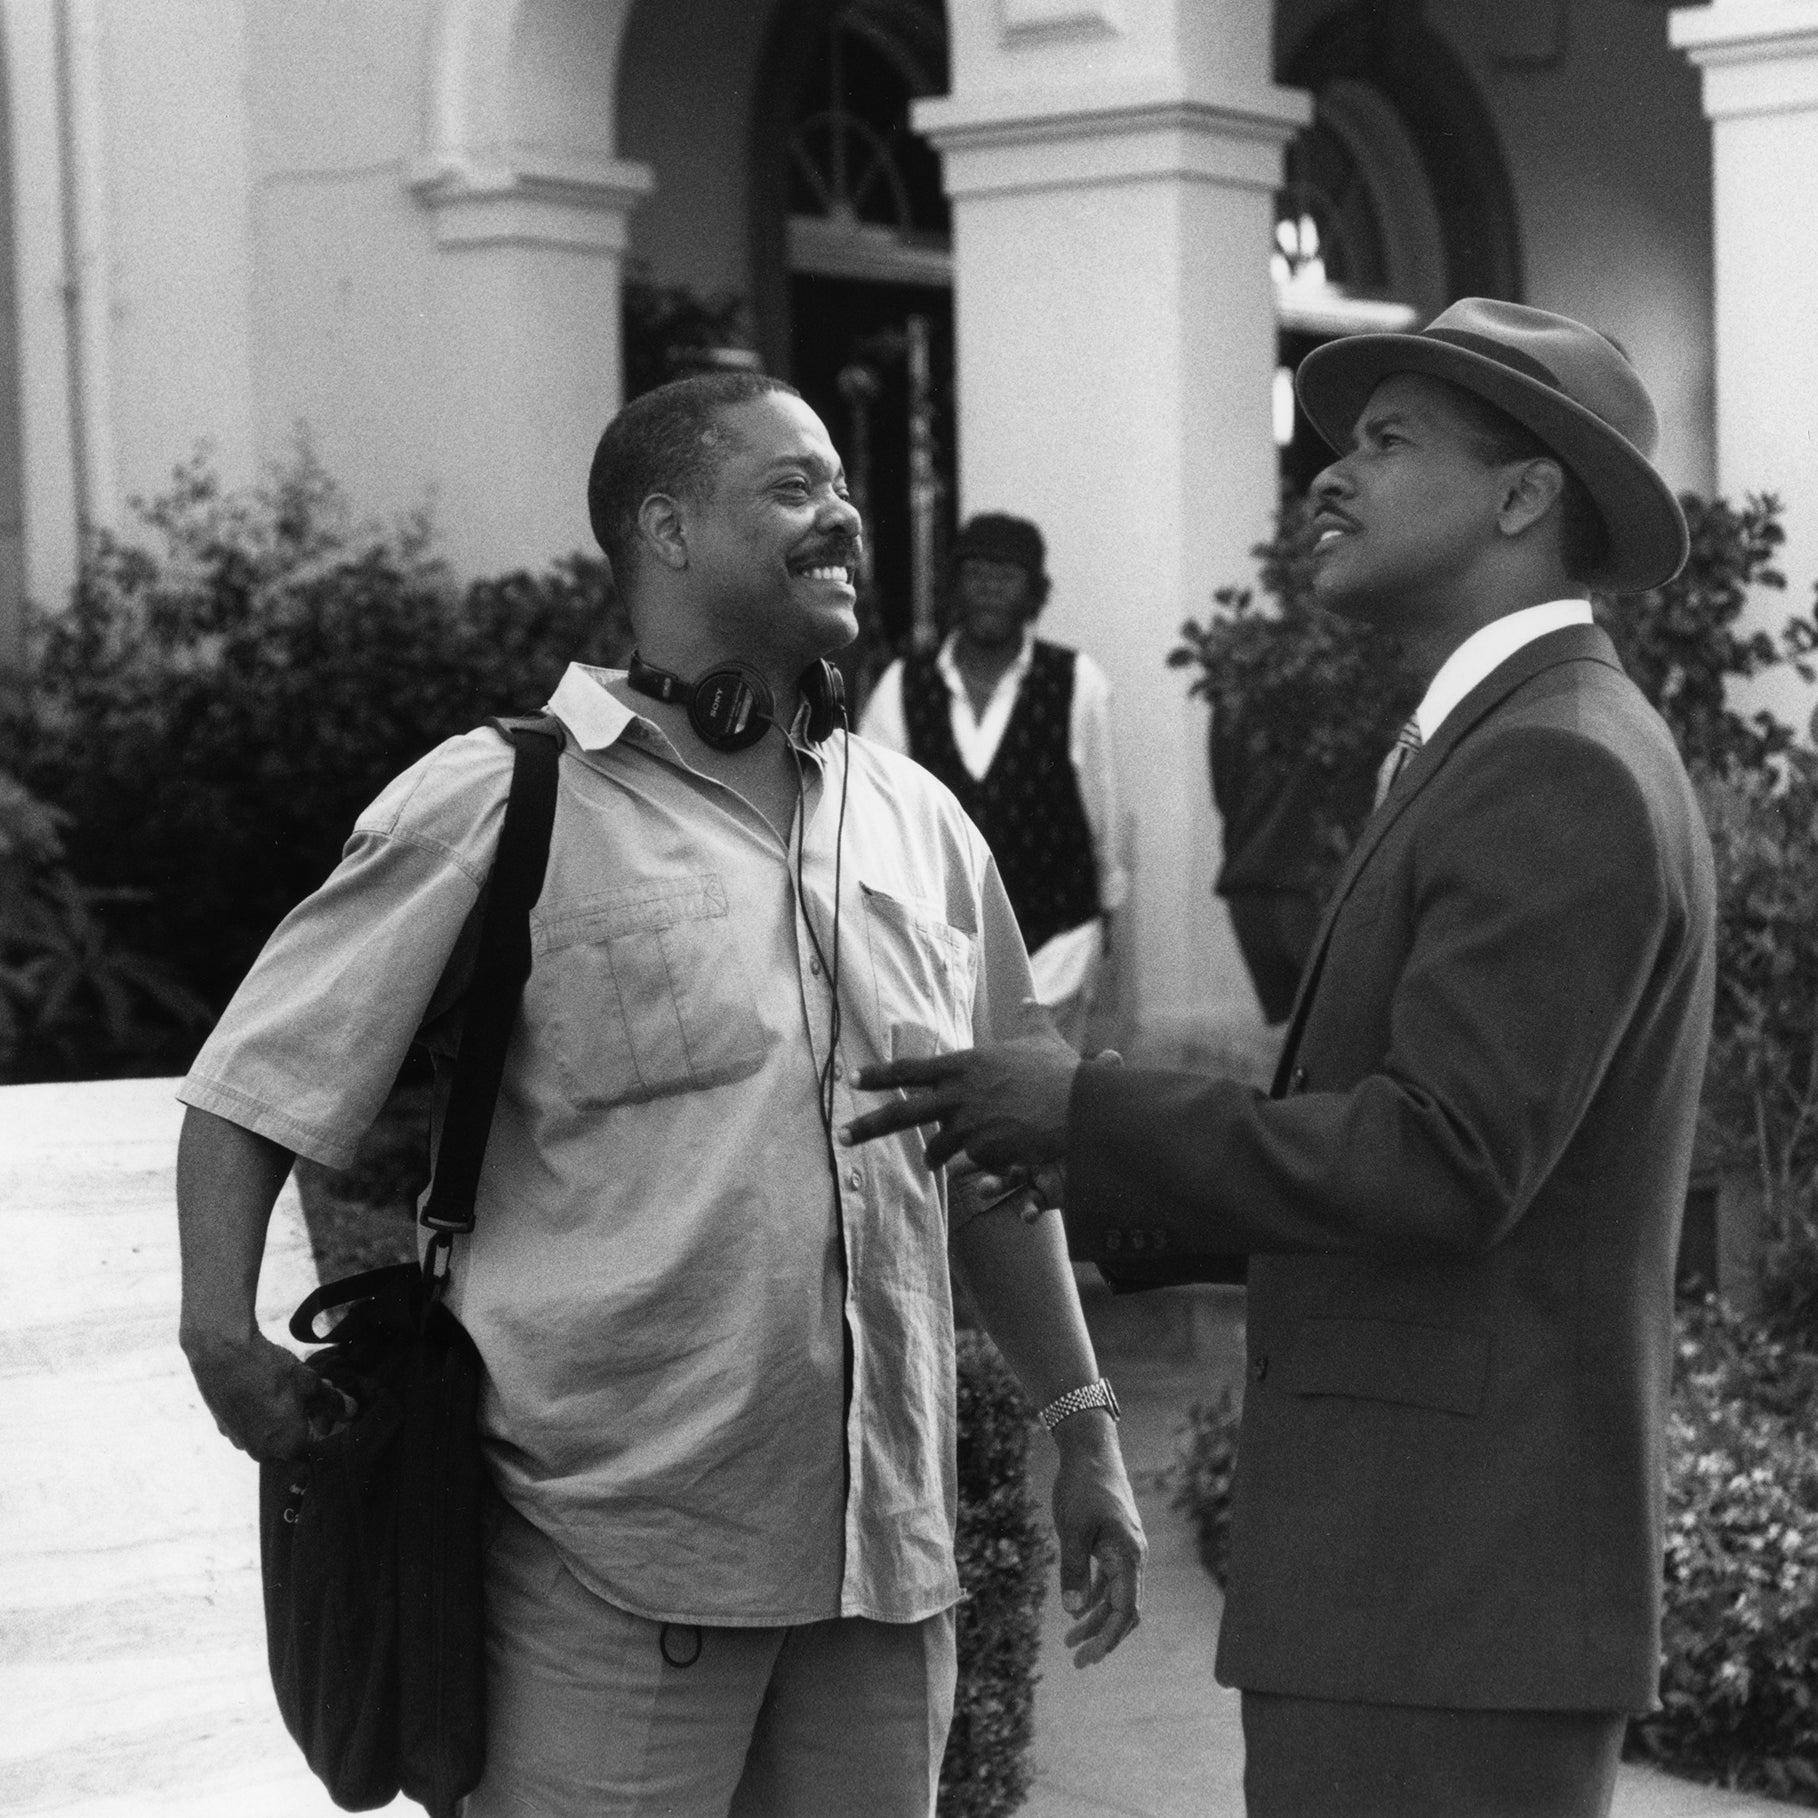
left=1037, top=1376, right=1121, bottom=1432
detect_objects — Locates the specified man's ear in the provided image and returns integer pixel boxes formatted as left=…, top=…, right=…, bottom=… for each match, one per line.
left=637, top=493, right=690, bottom=571
left=1496, top=457, right=1566, bottom=542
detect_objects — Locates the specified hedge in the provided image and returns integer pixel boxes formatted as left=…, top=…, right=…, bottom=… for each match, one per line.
left=1, top=448, right=630, bottom=1068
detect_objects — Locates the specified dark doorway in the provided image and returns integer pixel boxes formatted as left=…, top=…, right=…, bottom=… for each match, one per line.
left=789, top=275, right=955, bottom=659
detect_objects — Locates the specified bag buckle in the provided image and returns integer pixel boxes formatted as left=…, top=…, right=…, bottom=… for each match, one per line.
left=423, top=1229, right=455, bottom=1293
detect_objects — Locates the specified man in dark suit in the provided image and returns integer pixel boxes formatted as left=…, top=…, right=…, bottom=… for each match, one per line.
left=843, top=299, right=1716, bottom=1817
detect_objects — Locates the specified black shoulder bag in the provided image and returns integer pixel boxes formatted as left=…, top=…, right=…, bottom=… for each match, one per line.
left=259, top=716, right=561, bottom=1817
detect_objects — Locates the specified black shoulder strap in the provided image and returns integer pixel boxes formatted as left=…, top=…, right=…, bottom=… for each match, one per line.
left=419, top=715, right=562, bottom=1237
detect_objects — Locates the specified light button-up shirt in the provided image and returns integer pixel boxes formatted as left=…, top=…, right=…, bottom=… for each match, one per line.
left=181, top=664, right=1039, bottom=1628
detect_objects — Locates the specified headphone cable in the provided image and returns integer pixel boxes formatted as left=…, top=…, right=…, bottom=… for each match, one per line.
left=789, top=720, right=849, bottom=1137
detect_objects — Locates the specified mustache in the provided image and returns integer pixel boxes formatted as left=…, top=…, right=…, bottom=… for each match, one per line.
left=792, top=533, right=863, bottom=568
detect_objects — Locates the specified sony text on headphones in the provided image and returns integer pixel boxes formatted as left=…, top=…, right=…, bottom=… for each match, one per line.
left=626, top=652, right=846, bottom=751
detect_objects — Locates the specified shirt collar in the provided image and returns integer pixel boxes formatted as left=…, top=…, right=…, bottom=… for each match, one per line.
left=1415, top=600, right=1594, bottom=744
left=545, top=660, right=828, bottom=773
left=935, top=623, right=1036, bottom=700
left=546, top=663, right=646, bottom=750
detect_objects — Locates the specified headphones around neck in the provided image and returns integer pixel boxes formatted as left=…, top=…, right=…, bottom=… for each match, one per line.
left=626, top=651, right=847, bottom=751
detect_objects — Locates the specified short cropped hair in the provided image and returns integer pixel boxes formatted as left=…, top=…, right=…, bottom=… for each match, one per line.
left=587, top=372, right=802, bottom=583
left=1437, top=380, right=1612, bottom=584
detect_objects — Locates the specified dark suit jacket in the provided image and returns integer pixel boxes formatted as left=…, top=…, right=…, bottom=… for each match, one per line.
left=1067, top=624, right=1715, bottom=1713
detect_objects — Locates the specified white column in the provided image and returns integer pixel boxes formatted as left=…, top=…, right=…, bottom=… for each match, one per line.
left=1673, top=0, right=1818, bottom=737
left=917, top=1, right=1309, bottom=1057
left=410, top=154, right=652, bottom=574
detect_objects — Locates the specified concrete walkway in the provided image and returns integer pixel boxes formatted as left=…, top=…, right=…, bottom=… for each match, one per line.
left=0, top=1077, right=1798, bottom=1816
left=1, top=1077, right=397, bottom=1816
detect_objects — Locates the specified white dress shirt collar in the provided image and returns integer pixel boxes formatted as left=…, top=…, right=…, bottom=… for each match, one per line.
left=1415, top=600, right=1594, bottom=744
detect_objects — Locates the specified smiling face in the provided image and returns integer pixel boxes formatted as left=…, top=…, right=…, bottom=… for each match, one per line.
left=954, top=557, right=1037, bottom=651
left=1307, top=372, right=1516, bottom=636
left=678, top=390, right=864, bottom=669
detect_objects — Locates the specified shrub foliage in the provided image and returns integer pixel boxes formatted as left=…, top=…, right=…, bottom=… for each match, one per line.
left=941, top=1329, right=1052, bottom=1818
left=0, top=768, right=211, bottom=1079
left=1629, top=1301, right=1818, bottom=1806
left=1, top=451, right=629, bottom=1061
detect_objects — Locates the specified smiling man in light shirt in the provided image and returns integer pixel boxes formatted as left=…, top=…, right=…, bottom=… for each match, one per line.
left=176, top=372, right=1144, bottom=1818
left=847, top=301, right=1717, bottom=1817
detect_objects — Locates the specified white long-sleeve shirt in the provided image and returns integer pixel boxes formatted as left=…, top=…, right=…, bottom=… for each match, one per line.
left=860, top=627, right=1128, bottom=1002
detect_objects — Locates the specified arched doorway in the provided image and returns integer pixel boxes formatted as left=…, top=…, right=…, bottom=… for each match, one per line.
left=1273, top=3, right=1524, bottom=490
left=751, top=0, right=953, bottom=673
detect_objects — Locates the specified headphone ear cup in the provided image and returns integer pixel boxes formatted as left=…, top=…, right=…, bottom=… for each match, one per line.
left=802, top=661, right=846, bottom=744
left=689, top=665, right=775, bottom=751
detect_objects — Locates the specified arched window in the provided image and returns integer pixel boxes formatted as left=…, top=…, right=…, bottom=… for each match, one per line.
left=1273, top=6, right=1522, bottom=487
left=783, top=1, right=949, bottom=286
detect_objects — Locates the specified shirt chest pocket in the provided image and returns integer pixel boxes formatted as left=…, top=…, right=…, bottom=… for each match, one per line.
left=859, top=881, right=978, bottom=1058
left=529, top=874, right=769, bottom=1109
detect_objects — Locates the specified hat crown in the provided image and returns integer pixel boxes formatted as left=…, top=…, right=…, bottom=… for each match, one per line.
left=953, top=512, right=1046, bottom=575
left=1421, top=298, right=1659, bottom=460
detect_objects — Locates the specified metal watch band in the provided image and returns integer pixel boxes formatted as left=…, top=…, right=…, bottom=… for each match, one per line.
left=1037, top=1376, right=1121, bottom=1431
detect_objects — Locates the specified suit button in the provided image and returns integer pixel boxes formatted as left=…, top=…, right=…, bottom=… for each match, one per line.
left=1290, top=1066, right=1308, bottom=1093
left=1129, top=1229, right=1147, bottom=1251
left=1251, top=1353, right=1269, bottom=1383
left=1151, top=1229, right=1168, bottom=1253
left=1104, top=1229, right=1122, bottom=1252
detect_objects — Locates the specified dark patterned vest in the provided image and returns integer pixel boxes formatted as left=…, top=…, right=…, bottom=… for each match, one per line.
left=900, top=641, right=1100, bottom=954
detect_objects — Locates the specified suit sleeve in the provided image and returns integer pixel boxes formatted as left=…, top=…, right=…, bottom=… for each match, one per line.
left=1068, top=727, right=1673, bottom=1262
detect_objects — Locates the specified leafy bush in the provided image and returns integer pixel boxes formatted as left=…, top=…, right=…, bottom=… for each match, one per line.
left=622, top=274, right=751, bottom=400
left=1694, top=748, right=1818, bottom=1330
left=1168, top=1388, right=1242, bottom=1588
left=0, top=767, right=209, bottom=1080
left=941, top=1329, right=1052, bottom=1818
left=1168, top=492, right=1416, bottom=900
left=2, top=449, right=630, bottom=1038
left=1628, top=1300, right=1818, bottom=1806
left=1598, top=494, right=1791, bottom=772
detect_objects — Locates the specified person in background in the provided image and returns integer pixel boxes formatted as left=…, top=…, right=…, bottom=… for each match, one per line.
left=861, top=513, right=1127, bottom=1050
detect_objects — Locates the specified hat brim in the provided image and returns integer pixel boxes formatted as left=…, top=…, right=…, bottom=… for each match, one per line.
left=1295, top=334, right=1689, bottom=594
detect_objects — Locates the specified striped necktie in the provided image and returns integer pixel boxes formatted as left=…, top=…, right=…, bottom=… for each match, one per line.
left=1374, top=717, right=1423, bottom=809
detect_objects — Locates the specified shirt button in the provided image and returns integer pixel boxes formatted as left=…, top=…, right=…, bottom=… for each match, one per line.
left=832, top=1059, right=844, bottom=1080
left=847, top=1167, right=862, bottom=1189
left=1290, top=1066, right=1308, bottom=1093
left=809, top=956, right=823, bottom=977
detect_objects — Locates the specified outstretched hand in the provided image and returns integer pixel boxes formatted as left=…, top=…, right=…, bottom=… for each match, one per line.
left=843, top=1028, right=1081, bottom=1172
left=1051, top=1416, right=1147, bottom=1667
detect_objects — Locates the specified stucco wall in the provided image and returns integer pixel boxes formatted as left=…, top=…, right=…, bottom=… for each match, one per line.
left=103, top=2, right=259, bottom=511
left=244, top=1, right=441, bottom=532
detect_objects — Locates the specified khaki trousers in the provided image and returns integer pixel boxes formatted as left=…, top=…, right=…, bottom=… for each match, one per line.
left=461, top=1499, right=958, bottom=1818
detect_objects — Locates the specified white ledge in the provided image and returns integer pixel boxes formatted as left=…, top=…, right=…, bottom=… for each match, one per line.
left=915, top=76, right=1310, bottom=198
left=1672, top=2, right=1818, bottom=116
left=408, top=149, right=654, bottom=252
left=916, top=73, right=1311, bottom=150
left=1671, top=0, right=1818, bottom=59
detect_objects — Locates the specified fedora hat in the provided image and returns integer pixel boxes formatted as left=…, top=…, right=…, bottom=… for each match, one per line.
left=1295, top=298, right=1688, bottom=593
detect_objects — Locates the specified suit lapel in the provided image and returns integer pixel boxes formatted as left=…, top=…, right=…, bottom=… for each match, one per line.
left=1268, top=623, right=1625, bottom=1095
